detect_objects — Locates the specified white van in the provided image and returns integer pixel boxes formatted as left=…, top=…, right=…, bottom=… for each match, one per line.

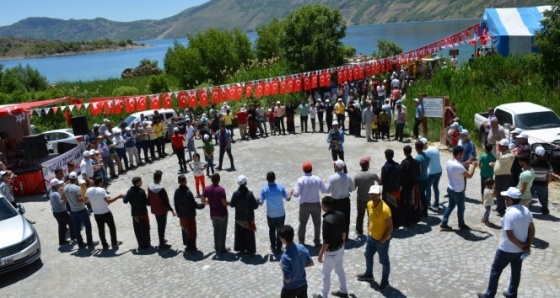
left=124, top=109, right=178, bottom=139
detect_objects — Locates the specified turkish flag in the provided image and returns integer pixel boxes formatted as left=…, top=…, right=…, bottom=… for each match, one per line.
left=365, top=63, right=372, bottom=77
left=303, top=75, right=311, bottom=91
left=294, top=75, right=302, bottom=92
left=113, top=99, right=125, bottom=114
left=212, top=87, right=221, bottom=104
left=311, top=73, right=318, bottom=89
left=338, top=70, right=345, bottom=84
left=162, top=92, right=172, bottom=109
left=279, top=80, right=286, bottom=94
left=347, top=67, right=353, bottom=82
left=220, top=87, right=228, bottom=102
left=235, top=85, right=243, bottom=100
left=89, top=101, right=104, bottom=115
left=270, top=79, right=279, bottom=95
left=319, top=72, right=326, bottom=87
left=353, top=65, right=362, bottom=80
left=385, top=59, right=393, bottom=71
left=198, top=89, right=208, bottom=107
left=126, top=97, right=136, bottom=113
left=103, top=100, right=114, bottom=114
left=255, top=82, right=264, bottom=98
left=286, top=78, right=294, bottom=94
left=245, top=83, right=253, bottom=98
left=325, top=71, right=332, bottom=87
left=150, top=94, right=161, bottom=110
left=177, top=91, right=188, bottom=109
left=229, top=86, right=236, bottom=101
left=188, top=90, right=197, bottom=107
left=136, top=96, right=147, bottom=111
left=262, top=81, right=270, bottom=96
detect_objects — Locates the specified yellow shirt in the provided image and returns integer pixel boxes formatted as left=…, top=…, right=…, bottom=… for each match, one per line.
left=335, top=103, right=345, bottom=115
left=367, top=199, right=391, bottom=241
left=223, top=114, right=234, bottom=125
left=154, top=123, right=164, bottom=138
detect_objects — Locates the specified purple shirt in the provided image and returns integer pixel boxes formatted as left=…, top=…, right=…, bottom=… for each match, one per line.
left=203, top=184, right=227, bottom=217
left=293, top=173, right=327, bottom=204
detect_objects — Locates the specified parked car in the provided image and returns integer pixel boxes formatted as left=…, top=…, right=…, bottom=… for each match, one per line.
left=474, top=102, right=560, bottom=159
left=124, top=109, right=177, bottom=140
left=0, top=196, right=41, bottom=275
left=42, top=129, right=83, bottom=153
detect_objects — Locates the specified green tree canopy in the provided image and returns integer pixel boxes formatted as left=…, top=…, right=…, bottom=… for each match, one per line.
left=372, top=40, right=403, bottom=59
left=0, top=64, right=48, bottom=94
left=279, top=5, right=346, bottom=72
left=535, top=0, right=560, bottom=86
left=255, top=18, right=284, bottom=62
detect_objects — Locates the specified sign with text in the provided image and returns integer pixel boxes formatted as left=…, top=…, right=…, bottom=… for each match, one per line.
left=422, top=97, right=444, bottom=118
left=449, top=49, right=459, bottom=56
left=42, top=143, right=85, bottom=184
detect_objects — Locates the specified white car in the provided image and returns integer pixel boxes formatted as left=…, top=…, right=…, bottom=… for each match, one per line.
left=124, top=109, right=177, bottom=140
left=42, top=129, right=83, bottom=153
left=0, top=196, right=41, bottom=274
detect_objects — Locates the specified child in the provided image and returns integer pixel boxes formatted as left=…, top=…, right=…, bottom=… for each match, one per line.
left=481, top=178, right=495, bottom=225
left=189, top=153, right=207, bottom=197
left=268, top=108, right=276, bottom=136
left=478, top=143, right=496, bottom=201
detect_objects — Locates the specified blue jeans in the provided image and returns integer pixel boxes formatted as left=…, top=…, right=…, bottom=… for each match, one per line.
left=71, top=208, right=93, bottom=245
left=364, top=236, right=390, bottom=284
left=483, top=249, right=523, bottom=298
left=418, top=178, right=429, bottom=214
left=426, top=172, right=442, bottom=206
left=205, top=155, right=214, bottom=176
left=531, top=184, right=548, bottom=210
left=442, top=187, right=466, bottom=226
left=267, top=216, right=285, bottom=251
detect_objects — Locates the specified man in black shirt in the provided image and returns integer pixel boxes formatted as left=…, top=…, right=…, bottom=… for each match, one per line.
left=124, top=176, right=151, bottom=250
left=174, top=175, right=205, bottom=254
left=314, top=196, right=348, bottom=298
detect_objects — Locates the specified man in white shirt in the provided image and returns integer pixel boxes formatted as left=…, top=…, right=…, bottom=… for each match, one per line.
left=440, top=146, right=478, bottom=231
left=85, top=176, right=123, bottom=250
left=478, top=187, right=535, bottom=298
left=80, top=150, right=94, bottom=186
left=327, top=160, right=355, bottom=241
left=185, top=119, right=197, bottom=161
left=112, top=129, right=130, bottom=171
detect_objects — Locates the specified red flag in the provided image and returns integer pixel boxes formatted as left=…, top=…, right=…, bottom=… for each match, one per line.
left=255, top=82, right=264, bottom=98
left=271, top=80, right=279, bottom=95
left=220, top=87, right=228, bottom=102
left=264, top=81, right=271, bottom=96
left=294, top=75, right=302, bottom=92
left=365, top=63, right=372, bottom=77
left=319, top=72, right=326, bottom=87
left=162, top=93, right=172, bottom=109
left=103, top=100, right=114, bottom=114
left=279, top=80, right=286, bottom=94
left=126, top=97, right=136, bottom=113
left=311, top=72, right=318, bottom=89
left=212, top=87, right=221, bottom=104
left=229, top=86, right=237, bottom=101
left=325, top=71, right=332, bottom=87
left=346, top=67, right=353, bottom=81
left=353, top=65, right=360, bottom=80
left=286, top=78, right=294, bottom=94
left=198, top=89, right=208, bottom=107
left=188, top=90, right=197, bottom=107
left=150, top=94, right=161, bottom=110
left=89, top=101, right=104, bottom=115
left=245, top=83, right=253, bottom=98
left=177, top=91, right=188, bottom=109
left=136, top=96, right=147, bottom=111
left=338, top=70, right=345, bottom=84
left=113, top=99, right=124, bottom=114
left=235, top=85, right=243, bottom=100
left=303, top=75, right=311, bottom=91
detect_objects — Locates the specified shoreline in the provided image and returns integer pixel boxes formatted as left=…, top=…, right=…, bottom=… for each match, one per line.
left=0, top=44, right=152, bottom=61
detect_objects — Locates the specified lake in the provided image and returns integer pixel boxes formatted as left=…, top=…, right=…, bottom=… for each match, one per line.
left=0, top=19, right=478, bottom=83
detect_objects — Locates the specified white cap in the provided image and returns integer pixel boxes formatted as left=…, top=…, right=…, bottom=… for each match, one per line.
left=450, top=122, right=459, bottom=128
left=125, top=127, right=131, bottom=131
left=83, top=150, right=91, bottom=157
left=237, top=175, right=247, bottom=185
left=338, top=98, right=342, bottom=102
left=325, top=99, right=330, bottom=102
left=535, top=146, right=546, bottom=156
left=332, top=121, right=339, bottom=126
left=114, top=129, right=121, bottom=134
left=500, top=187, right=522, bottom=199
left=512, top=128, right=523, bottom=134
left=368, top=185, right=382, bottom=194
left=68, top=172, right=78, bottom=180
left=93, top=123, right=100, bottom=128
left=173, top=127, right=179, bottom=132
left=203, top=134, right=210, bottom=140
left=460, top=129, right=469, bottom=136
left=78, top=178, right=86, bottom=185
left=499, top=138, right=510, bottom=147
left=103, top=118, right=110, bottom=122
left=414, top=98, right=419, bottom=102
left=420, top=137, right=428, bottom=145
left=0, top=170, right=8, bottom=177
left=89, top=149, right=97, bottom=155
left=516, top=132, right=529, bottom=139
left=104, top=131, right=112, bottom=136
left=50, top=179, right=64, bottom=187
left=276, top=101, right=281, bottom=104
left=334, top=159, right=345, bottom=169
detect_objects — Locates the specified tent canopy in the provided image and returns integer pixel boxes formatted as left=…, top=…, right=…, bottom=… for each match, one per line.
left=481, top=6, right=551, bottom=56
left=0, top=97, right=72, bottom=117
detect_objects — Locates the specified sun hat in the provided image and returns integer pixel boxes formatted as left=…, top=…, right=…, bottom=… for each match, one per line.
left=332, top=121, right=339, bottom=126
left=516, top=132, right=529, bottom=139
left=237, top=175, right=247, bottom=185
left=173, top=127, right=179, bottom=132
left=368, top=185, right=382, bottom=194
left=535, top=146, right=546, bottom=157
left=83, top=150, right=91, bottom=157
left=499, top=139, right=510, bottom=147
left=512, top=128, right=523, bottom=134
left=460, top=129, right=469, bottom=136
left=68, top=172, right=78, bottom=180
left=500, top=187, right=521, bottom=199
left=420, top=137, right=428, bottom=145
left=50, top=179, right=64, bottom=187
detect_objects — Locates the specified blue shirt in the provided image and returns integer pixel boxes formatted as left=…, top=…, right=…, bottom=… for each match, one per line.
left=327, top=129, right=344, bottom=151
left=97, top=141, right=110, bottom=158
left=298, top=104, right=309, bottom=117
left=458, top=139, right=477, bottom=162
left=415, top=152, right=430, bottom=181
left=425, top=146, right=442, bottom=174
left=260, top=183, right=289, bottom=218
left=281, top=243, right=312, bottom=290
left=415, top=104, right=423, bottom=119
left=123, top=132, right=136, bottom=147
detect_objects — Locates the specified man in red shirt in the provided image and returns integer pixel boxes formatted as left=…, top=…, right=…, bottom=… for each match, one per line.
left=236, top=108, right=249, bottom=141
left=170, top=128, right=187, bottom=173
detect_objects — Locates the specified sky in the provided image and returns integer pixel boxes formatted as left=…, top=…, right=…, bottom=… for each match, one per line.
left=0, top=0, right=210, bottom=26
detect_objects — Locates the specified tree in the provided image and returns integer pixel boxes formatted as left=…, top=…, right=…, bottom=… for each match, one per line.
left=164, top=41, right=206, bottom=89
left=255, top=18, right=283, bottom=61
left=0, top=64, right=48, bottom=94
left=372, top=40, right=403, bottom=59
left=535, top=1, right=560, bottom=86
left=148, top=74, right=169, bottom=94
left=279, top=5, right=346, bottom=72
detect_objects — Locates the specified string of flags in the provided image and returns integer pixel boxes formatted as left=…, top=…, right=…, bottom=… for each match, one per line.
left=31, top=23, right=480, bottom=117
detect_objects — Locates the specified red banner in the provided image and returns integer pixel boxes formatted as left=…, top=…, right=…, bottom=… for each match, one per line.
left=150, top=94, right=161, bottom=110
left=177, top=91, right=188, bottom=109
left=162, top=93, right=172, bottom=109
left=126, top=97, right=136, bottom=113
left=198, top=89, right=208, bottom=107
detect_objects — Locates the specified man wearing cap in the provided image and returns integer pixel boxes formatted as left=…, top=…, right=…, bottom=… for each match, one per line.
left=261, top=172, right=291, bottom=253
left=274, top=101, right=286, bottom=135
left=353, top=157, right=381, bottom=237
left=123, top=127, right=142, bottom=168
left=327, top=121, right=347, bottom=173
left=440, top=147, right=478, bottom=231
left=487, top=118, right=505, bottom=156
left=105, top=131, right=124, bottom=175
left=79, top=150, right=94, bottom=186
left=170, top=127, right=188, bottom=173
left=64, top=171, right=98, bottom=249
left=357, top=185, right=393, bottom=292
left=334, top=98, right=346, bottom=132
left=202, top=173, right=230, bottom=254
left=86, top=176, right=124, bottom=250
left=492, top=139, right=515, bottom=216
left=216, top=124, right=235, bottom=171
left=49, top=178, right=75, bottom=245
left=291, top=162, right=328, bottom=248
left=510, top=132, right=532, bottom=187
left=423, top=138, right=443, bottom=209
left=97, top=136, right=117, bottom=179
left=113, top=129, right=130, bottom=171
left=135, top=122, right=151, bottom=164
left=99, top=118, right=110, bottom=136
left=315, top=195, right=348, bottom=298
left=477, top=187, right=535, bottom=298
left=327, top=160, right=355, bottom=241
left=530, top=146, right=552, bottom=214
left=484, top=107, right=497, bottom=145
left=412, top=98, right=423, bottom=139
left=230, top=175, right=259, bottom=255
left=362, top=101, right=375, bottom=142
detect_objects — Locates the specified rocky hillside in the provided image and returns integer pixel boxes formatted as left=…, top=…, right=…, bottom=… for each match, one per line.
left=0, top=0, right=552, bottom=41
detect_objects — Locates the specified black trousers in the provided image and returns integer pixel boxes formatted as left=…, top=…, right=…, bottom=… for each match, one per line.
left=137, top=140, right=149, bottom=161
left=155, top=213, right=168, bottom=246
left=218, top=147, right=234, bottom=169
left=330, top=149, right=347, bottom=173
left=94, top=211, right=118, bottom=246
left=281, top=284, right=308, bottom=298
left=337, top=114, right=346, bottom=131
left=326, top=115, right=333, bottom=132
left=53, top=211, right=75, bottom=244
left=148, top=139, right=157, bottom=159
left=355, top=200, right=368, bottom=235
left=234, top=222, right=256, bottom=254
left=156, top=136, right=166, bottom=157
left=333, top=197, right=351, bottom=240
left=174, top=147, right=187, bottom=171
left=300, top=116, right=308, bottom=132
left=318, top=112, right=324, bottom=132
left=276, top=116, right=286, bottom=134
left=133, top=215, right=151, bottom=249
left=413, top=118, right=422, bottom=138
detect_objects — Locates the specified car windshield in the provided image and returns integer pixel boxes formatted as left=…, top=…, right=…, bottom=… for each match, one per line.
left=0, top=197, right=18, bottom=221
left=515, top=111, right=560, bottom=130
left=124, top=115, right=137, bottom=126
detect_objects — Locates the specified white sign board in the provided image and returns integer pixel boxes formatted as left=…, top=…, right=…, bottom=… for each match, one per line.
left=422, top=97, right=444, bottom=118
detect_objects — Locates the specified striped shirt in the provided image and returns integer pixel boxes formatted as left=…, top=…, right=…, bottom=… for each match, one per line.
left=530, top=158, right=552, bottom=185
left=395, top=111, right=406, bottom=124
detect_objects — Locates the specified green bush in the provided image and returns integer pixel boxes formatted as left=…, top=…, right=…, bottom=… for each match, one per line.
left=112, top=86, right=139, bottom=97
left=148, top=74, right=169, bottom=93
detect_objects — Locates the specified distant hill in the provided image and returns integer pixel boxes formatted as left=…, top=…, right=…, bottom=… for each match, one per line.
left=0, top=0, right=552, bottom=41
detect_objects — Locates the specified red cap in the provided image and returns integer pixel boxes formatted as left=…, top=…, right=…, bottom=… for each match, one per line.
left=302, top=162, right=312, bottom=171
left=359, top=157, right=371, bottom=167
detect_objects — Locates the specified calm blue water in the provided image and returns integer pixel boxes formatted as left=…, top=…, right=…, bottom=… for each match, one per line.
left=0, top=19, right=478, bottom=83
